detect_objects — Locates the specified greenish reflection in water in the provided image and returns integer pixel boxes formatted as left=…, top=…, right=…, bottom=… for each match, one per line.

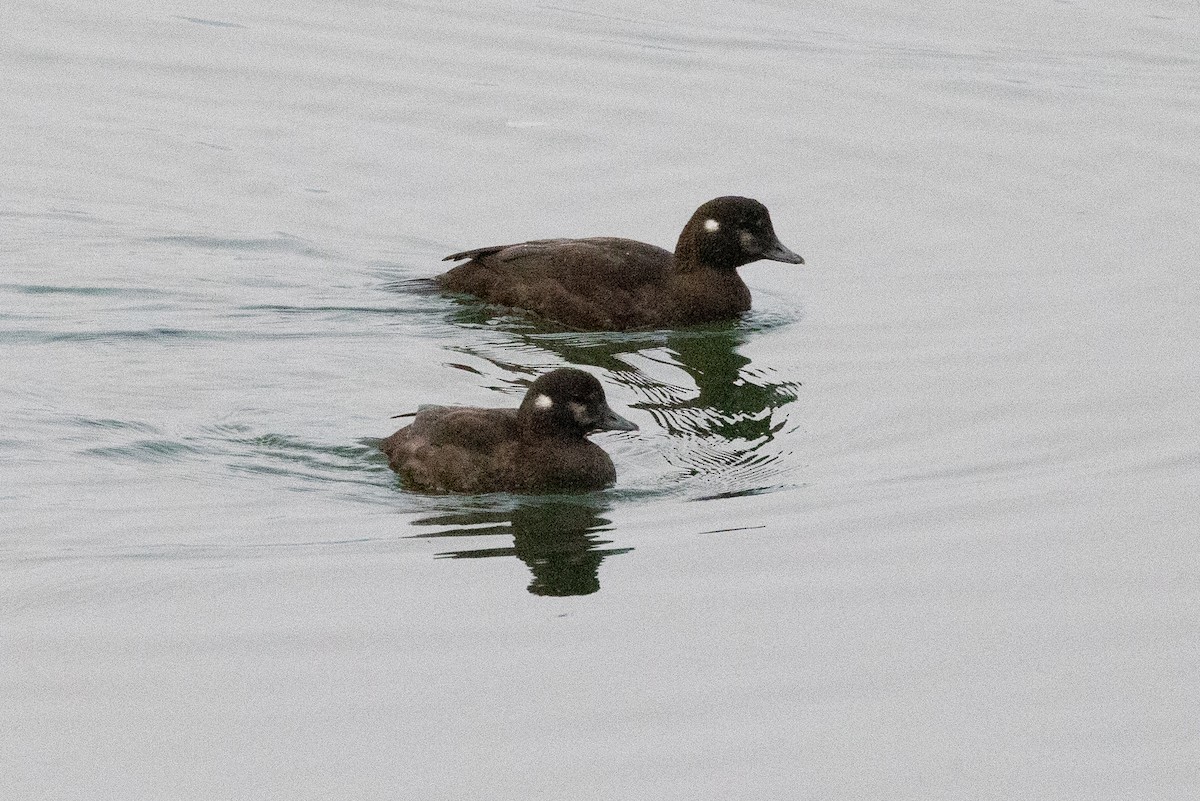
left=649, top=325, right=799, bottom=444
left=409, top=496, right=628, bottom=596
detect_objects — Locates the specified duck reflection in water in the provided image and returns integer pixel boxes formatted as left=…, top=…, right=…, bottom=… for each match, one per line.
left=650, top=325, right=798, bottom=443
left=408, top=496, right=628, bottom=597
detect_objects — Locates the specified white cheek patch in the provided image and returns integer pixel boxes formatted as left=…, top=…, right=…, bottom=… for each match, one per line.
left=534, top=394, right=554, bottom=410
left=568, top=401, right=589, bottom=422
left=739, top=231, right=759, bottom=252
left=704, top=218, right=720, bottom=232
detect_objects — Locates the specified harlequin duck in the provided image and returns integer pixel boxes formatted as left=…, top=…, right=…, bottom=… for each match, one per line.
left=438, top=196, right=804, bottom=330
left=380, top=368, right=637, bottom=494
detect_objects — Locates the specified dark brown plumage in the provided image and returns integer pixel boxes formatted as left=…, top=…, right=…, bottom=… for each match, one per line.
left=438, top=196, right=804, bottom=330
left=380, top=368, right=637, bottom=494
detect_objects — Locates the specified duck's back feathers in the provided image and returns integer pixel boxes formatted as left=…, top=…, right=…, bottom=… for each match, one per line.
left=380, top=406, right=518, bottom=493
left=442, top=238, right=668, bottom=290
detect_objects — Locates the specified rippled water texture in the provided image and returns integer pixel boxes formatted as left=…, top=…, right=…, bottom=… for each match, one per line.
left=3, top=1, right=1198, bottom=798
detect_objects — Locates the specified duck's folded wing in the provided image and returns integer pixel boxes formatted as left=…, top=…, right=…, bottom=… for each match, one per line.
left=442, top=238, right=668, bottom=288
left=414, top=407, right=519, bottom=452
left=443, top=239, right=578, bottom=263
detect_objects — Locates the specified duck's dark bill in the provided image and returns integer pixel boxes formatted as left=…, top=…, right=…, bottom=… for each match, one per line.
left=596, top=406, right=638, bottom=432
left=762, top=239, right=805, bottom=264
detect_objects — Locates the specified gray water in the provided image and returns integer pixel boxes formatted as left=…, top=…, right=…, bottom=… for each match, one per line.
left=3, top=1, right=1198, bottom=798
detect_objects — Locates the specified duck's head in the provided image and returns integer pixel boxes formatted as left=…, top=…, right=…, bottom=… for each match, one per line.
left=518, top=368, right=638, bottom=439
left=676, top=196, right=804, bottom=271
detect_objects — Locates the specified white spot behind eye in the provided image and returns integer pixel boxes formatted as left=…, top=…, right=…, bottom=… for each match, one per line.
left=534, top=394, right=553, bottom=409
left=704, top=218, right=720, bottom=232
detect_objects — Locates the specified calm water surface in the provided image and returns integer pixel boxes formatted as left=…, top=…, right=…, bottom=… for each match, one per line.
left=3, top=1, right=1198, bottom=798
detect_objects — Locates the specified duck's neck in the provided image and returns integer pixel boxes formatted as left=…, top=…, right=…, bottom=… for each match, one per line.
left=519, top=413, right=586, bottom=442
left=672, top=229, right=704, bottom=273
left=673, top=226, right=742, bottom=274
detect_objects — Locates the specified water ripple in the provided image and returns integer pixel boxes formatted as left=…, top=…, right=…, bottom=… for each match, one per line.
left=0, top=283, right=173, bottom=299
left=146, top=233, right=340, bottom=262
left=83, top=439, right=204, bottom=462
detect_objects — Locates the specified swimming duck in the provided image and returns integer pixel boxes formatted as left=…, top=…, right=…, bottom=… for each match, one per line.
left=380, top=368, right=637, bottom=494
left=438, top=196, right=804, bottom=330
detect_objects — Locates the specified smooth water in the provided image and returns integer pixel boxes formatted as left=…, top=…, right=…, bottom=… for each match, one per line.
left=3, top=1, right=1198, bottom=798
